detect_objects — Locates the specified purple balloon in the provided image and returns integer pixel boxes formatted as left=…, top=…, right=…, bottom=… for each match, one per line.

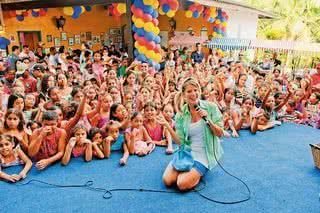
left=16, top=15, right=24, bottom=21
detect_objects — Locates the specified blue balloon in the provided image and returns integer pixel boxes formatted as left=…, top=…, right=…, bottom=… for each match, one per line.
left=142, top=5, right=153, bottom=14
left=136, top=28, right=145, bottom=37
left=134, top=49, right=139, bottom=57
left=220, top=17, right=225, bottom=22
left=154, top=35, right=161, bottom=43
left=134, top=0, right=144, bottom=9
left=192, top=11, right=199, bottom=18
left=73, top=6, right=82, bottom=14
left=155, top=64, right=160, bottom=71
left=132, top=24, right=137, bottom=32
left=138, top=54, right=147, bottom=62
left=85, top=6, right=92, bottom=12
left=218, top=9, right=222, bottom=17
left=31, top=11, right=39, bottom=17
left=72, top=12, right=80, bottom=19
left=0, top=37, right=10, bottom=47
left=16, top=15, right=24, bottom=21
left=162, top=4, right=170, bottom=13
left=151, top=10, right=158, bottom=18
left=145, top=32, right=155, bottom=41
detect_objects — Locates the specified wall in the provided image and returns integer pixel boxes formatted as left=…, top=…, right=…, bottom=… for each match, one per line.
left=1, top=6, right=127, bottom=51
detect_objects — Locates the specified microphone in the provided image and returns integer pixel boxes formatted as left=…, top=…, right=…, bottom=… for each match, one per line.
left=194, top=103, right=209, bottom=124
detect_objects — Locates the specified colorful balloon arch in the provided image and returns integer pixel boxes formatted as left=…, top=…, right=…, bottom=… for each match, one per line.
left=63, top=6, right=92, bottom=19
left=131, top=0, right=162, bottom=70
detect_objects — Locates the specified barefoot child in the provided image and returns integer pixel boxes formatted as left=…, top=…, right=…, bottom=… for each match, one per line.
left=0, top=134, right=32, bottom=183
left=103, top=121, right=129, bottom=165
left=125, top=112, right=155, bottom=157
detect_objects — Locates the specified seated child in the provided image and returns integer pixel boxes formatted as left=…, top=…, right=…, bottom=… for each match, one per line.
left=62, top=125, right=95, bottom=165
left=103, top=121, right=129, bottom=165
left=125, top=112, right=155, bottom=157
left=0, top=134, right=32, bottom=182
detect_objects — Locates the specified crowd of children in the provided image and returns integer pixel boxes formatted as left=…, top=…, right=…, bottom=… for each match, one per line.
left=0, top=42, right=319, bottom=182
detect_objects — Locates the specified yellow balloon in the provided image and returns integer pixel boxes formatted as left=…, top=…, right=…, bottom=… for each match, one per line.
left=144, top=22, right=154, bottom=32
left=154, top=27, right=160, bottom=35
left=215, top=19, right=221, bottom=25
left=154, top=53, right=161, bottom=62
left=210, top=11, right=217, bottom=17
left=152, top=1, right=159, bottom=9
left=134, top=42, right=140, bottom=49
left=140, top=46, right=147, bottom=54
left=185, top=10, right=192, bottom=18
left=118, top=4, right=126, bottom=14
left=135, top=18, right=145, bottom=28
left=158, top=7, right=165, bottom=15
left=167, top=10, right=175, bottom=18
left=63, top=7, right=74, bottom=16
left=143, top=0, right=154, bottom=6
left=81, top=6, right=85, bottom=14
left=132, top=15, right=137, bottom=22
left=222, top=22, right=227, bottom=27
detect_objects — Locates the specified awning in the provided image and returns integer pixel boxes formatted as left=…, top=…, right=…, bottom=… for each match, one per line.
left=206, top=38, right=320, bottom=55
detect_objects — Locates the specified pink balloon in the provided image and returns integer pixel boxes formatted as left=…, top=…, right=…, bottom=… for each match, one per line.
left=222, top=11, right=227, bottom=17
left=170, top=1, right=179, bottom=10
left=131, top=5, right=136, bottom=14
left=134, top=33, right=139, bottom=41
left=135, top=8, right=144, bottom=18
left=159, top=0, right=168, bottom=4
left=152, top=18, right=159, bottom=26
left=154, top=44, right=161, bottom=53
left=142, top=14, right=152, bottom=22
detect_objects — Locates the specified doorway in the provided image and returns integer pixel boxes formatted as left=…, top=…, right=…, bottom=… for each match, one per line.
left=17, top=31, right=41, bottom=50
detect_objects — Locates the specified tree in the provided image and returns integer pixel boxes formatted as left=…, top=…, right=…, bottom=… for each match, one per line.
left=238, top=0, right=320, bottom=42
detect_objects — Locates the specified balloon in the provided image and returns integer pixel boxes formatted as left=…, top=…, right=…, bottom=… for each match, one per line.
left=140, top=46, right=147, bottom=55
left=143, top=0, right=154, bottom=6
left=136, top=28, right=145, bottom=37
left=137, top=54, right=147, bottom=62
left=85, top=6, right=92, bottom=12
left=132, top=24, right=137, bottom=32
left=169, top=0, right=179, bottom=10
left=153, top=27, right=160, bottom=35
left=222, top=22, right=227, bottom=27
left=158, top=7, right=165, bottom=15
left=142, top=14, right=152, bottom=22
left=113, top=8, right=121, bottom=17
left=72, top=11, right=80, bottom=19
left=135, top=8, right=144, bottom=18
left=152, top=1, right=159, bottom=9
left=146, top=41, right=155, bottom=50
left=117, top=4, right=126, bottom=14
left=9, top=11, right=16, bottom=17
left=167, top=10, right=175, bottom=17
left=154, top=35, right=161, bottom=43
left=151, top=10, right=158, bottom=18
left=155, top=64, right=160, bottom=71
left=192, top=11, right=199, bottom=18
left=33, top=9, right=40, bottom=12
left=142, top=5, right=153, bottom=14
left=16, top=10, right=23, bottom=15
left=144, top=22, right=154, bottom=32
left=152, top=18, right=159, bottom=26
left=134, top=41, right=140, bottom=49
left=31, top=11, right=39, bottom=17
left=135, top=18, right=144, bottom=28
left=39, top=9, right=47, bottom=16
left=185, top=10, right=192, bottom=18
left=16, top=15, right=24, bottom=21
left=162, top=4, right=170, bottom=13
left=73, top=6, right=82, bottom=16
left=81, top=6, right=86, bottom=14
left=134, top=0, right=144, bottom=9
left=189, top=4, right=196, bottom=12
left=134, top=49, right=139, bottom=57
left=145, top=32, right=155, bottom=41
left=22, top=11, right=29, bottom=17
left=63, top=7, right=74, bottom=16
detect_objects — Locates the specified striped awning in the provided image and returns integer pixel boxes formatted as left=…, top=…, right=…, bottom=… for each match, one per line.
left=206, top=38, right=320, bottom=54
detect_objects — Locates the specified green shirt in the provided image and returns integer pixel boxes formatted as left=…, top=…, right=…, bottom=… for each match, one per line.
left=175, top=100, right=223, bottom=170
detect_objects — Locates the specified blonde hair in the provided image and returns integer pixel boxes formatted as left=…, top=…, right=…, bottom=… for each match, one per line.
left=181, top=77, right=201, bottom=93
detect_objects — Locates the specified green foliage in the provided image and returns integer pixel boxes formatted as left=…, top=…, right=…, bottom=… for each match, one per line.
left=238, top=0, right=320, bottom=42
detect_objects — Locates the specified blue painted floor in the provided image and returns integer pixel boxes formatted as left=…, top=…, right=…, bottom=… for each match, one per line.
left=1, top=123, right=319, bottom=213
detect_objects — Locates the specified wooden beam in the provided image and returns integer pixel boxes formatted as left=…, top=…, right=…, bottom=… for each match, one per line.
left=2, top=0, right=125, bottom=11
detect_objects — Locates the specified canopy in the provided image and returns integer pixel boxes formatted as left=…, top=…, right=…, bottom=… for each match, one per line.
left=206, top=38, right=320, bottom=55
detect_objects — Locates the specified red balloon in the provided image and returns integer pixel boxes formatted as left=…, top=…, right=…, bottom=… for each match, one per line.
left=131, top=5, right=136, bottom=13
left=39, top=9, right=46, bottom=16
left=22, top=11, right=29, bottom=17
left=134, top=33, right=139, bottom=41
left=146, top=41, right=156, bottom=50
left=135, top=8, right=144, bottom=18
left=197, top=5, right=204, bottom=12
left=222, top=27, right=226, bottom=32
left=222, top=11, right=227, bottom=17
left=152, top=18, right=159, bottom=26
left=159, top=0, right=168, bottom=4
left=142, top=14, right=152, bottom=22
left=168, top=0, right=179, bottom=10
left=9, top=11, right=16, bottom=17
left=113, top=8, right=121, bottom=17
left=189, top=4, right=196, bottom=12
